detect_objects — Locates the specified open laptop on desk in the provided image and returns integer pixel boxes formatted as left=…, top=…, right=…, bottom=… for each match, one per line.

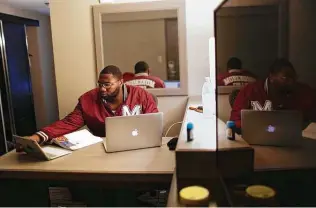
left=104, top=112, right=163, bottom=153
left=241, top=110, right=302, bottom=147
left=14, top=135, right=72, bottom=160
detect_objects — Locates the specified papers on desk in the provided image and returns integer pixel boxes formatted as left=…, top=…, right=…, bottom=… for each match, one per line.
left=303, top=122, right=316, bottom=139
left=42, top=146, right=72, bottom=157
left=53, top=129, right=103, bottom=151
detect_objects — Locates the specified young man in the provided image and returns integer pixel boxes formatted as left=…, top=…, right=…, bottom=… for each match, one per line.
left=230, top=58, right=316, bottom=131
left=124, top=61, right=165, bottom=88
left=217, top=57, right=256, bottom=86
left=19, top=65, right=158, bottom=147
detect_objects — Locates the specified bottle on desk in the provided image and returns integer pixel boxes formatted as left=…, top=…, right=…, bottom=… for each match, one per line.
left=202, top=77, right=214, bottom=118
left=187, top=122, right=194, bottom=142
left=226, top=121, right=236, bottom=140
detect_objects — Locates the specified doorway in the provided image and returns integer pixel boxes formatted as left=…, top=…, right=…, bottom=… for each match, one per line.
left=0, top=14, right=38, bottom=154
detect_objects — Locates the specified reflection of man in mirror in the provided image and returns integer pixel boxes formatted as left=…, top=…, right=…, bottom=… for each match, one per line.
left=123, top=72, right=135, bottom=80
left=230, top=58, right=316, bottom=132
left=217, top=57, right=256, bottom=86
left=124, top=61, right=165, bottom=89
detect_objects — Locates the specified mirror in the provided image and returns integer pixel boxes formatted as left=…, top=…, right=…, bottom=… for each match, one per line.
left=93, top=1, right=187, bottom=96
left=216, top=0, right=316, bottom=116
left=215, top=0, right=289, bottom=122
left=102, top=11, right=179, bottom=88
left=215, top=0, right=288, bottom=86
left=215, top=1, right=316, bottom=206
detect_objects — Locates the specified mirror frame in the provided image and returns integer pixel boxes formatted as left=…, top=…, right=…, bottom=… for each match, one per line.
left=93, top=0, right=188, bottom=96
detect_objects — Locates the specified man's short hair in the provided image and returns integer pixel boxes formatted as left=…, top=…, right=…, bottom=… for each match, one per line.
left=134, top=61, right=149, bottom=74
left=100, top=65, right=122, bottom=79
left=269, top=58, right=295, bottom=74
left=227, top=57, right=242, bottom=70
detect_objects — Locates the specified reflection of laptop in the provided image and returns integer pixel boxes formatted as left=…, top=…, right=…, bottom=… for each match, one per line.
left=164, top=81, right=180, bottom=88
left=241, top=110, right=302, bottom=147
left=14, top=135, right=72, bottom=160
left=104, top=112, right=163, bottom=153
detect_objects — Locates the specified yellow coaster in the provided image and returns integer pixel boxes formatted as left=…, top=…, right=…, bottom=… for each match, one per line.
left=179, top=186, right=209, bottom=206
left=246, top=185, right=276, bottom=199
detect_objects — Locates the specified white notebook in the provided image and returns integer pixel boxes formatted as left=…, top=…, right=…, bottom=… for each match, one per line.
left=53, top=129, right=103, bottom=150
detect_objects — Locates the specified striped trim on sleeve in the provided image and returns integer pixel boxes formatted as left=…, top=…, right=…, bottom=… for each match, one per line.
left=36, top=131, right=49, bottom=144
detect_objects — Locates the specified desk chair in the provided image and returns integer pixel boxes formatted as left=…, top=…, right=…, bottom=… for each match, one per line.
left=229, top=89, right=240, bottom=108
left=150, top=93, right=158, bottom=105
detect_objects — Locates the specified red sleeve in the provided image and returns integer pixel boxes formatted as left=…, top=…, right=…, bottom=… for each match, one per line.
left=142, top=91, right=159, bottom=113
left=39, top=102, right=85, bottom=142
left=154, top=79, right=165, bottom=88
left=161, top=81, right=165, bottom=88
left=123, top=72, right=135, bottom=81
left=230, top=87, right=250, bottom=128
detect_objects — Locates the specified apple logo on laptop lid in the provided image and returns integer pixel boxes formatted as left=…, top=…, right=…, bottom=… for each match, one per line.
left=132, top=129, right=139, bottom=137
left=266, top=125, right=276, bottom=133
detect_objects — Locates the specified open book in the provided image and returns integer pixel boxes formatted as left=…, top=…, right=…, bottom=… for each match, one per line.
left=53, top=129, right=103, bottom=151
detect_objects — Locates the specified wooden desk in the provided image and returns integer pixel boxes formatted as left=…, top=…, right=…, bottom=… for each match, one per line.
left=174, top=96, right=253, bottom=207
left=176, top=96, right=253, bottom=183
left=0, top=137, right=174, bottom=183
left=169, top=97, right=316, bottom=206
left=169, top=123, right=316, bottom=207
left=254, top=123, right=316, bottom=171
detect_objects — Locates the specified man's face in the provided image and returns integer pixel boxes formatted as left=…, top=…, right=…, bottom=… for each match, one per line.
left=98, top=74, right=122, bottom=102
left=269, top=67, right=297, bottom=93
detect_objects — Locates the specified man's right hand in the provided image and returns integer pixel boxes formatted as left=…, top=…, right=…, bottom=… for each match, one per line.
left=16, top=134, right=41, bottom=152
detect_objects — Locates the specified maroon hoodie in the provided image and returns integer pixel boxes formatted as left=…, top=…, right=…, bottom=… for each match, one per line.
left=217, top=69, right=256, bottom=86
left=124, top=73, right=165, bottom=88
left=36, top=84, right=158, bottom=143
left=230, top=79, right=316, bottom=129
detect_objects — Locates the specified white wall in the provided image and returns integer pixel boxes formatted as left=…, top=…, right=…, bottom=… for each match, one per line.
left=0, top=3, right=58, bottom=129
left=186, top=0, right=222, bottom=95
left=50, top=0, right=98, bottom=118
left=49, top=0, right=223, bottom=136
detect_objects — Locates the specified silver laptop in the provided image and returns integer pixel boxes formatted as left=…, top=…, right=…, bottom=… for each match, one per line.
left=14, top=135, right=72, bottom=160
left=241, top=110, right=302, bottom=146
left=104, top=112, right=163, bottom=153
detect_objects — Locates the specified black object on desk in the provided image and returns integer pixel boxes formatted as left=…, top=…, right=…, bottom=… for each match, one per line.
left=167, top=137, right=178, bottom=151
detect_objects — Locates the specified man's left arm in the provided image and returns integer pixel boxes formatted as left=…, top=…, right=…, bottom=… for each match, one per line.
left=142, top=91, right=159, bottom=113
left=161, top=81, right=166, bottom=88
